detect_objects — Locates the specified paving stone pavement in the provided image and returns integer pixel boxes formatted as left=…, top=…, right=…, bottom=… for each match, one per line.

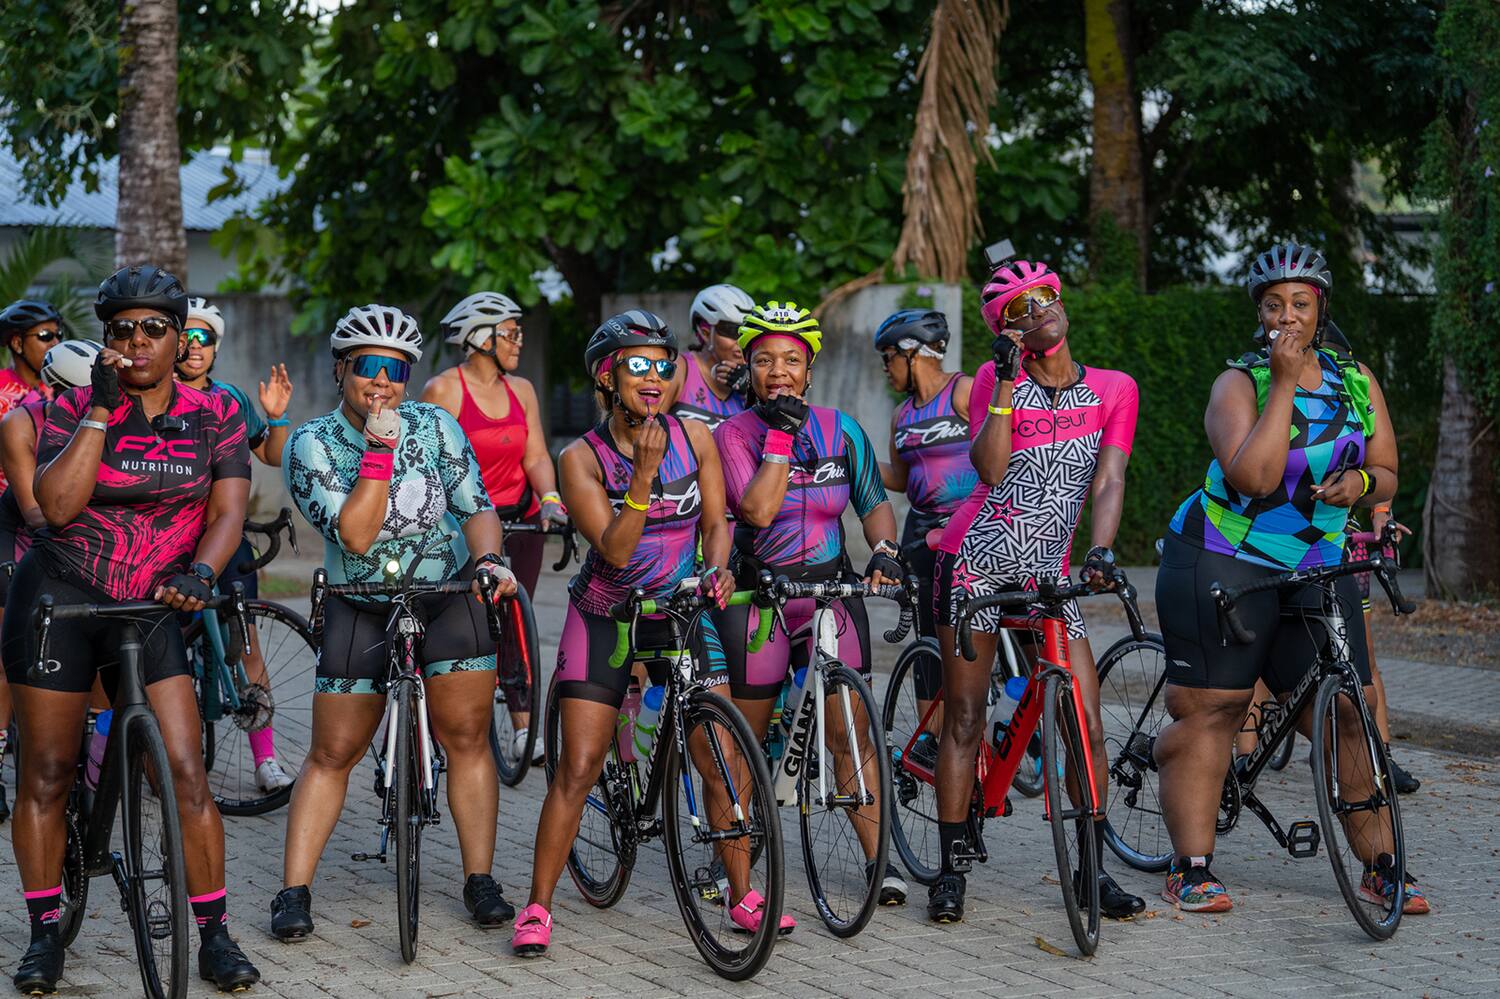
left=2, top=559, right=1497, bottom=998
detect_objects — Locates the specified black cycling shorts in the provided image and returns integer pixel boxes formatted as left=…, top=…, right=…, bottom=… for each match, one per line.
left=315, top=566, right=495, bottom=695
left=554, top=600, right=727, bottom=708
left=1156, top=533, right=1371, bottom=694
left=1, top=551, right=191, bottom=693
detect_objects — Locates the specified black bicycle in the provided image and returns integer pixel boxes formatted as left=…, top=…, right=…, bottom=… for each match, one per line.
left=1105, top=522, right=1417, bottom=940
left=37, top=587, right=252, bottom=999
left=489, top=520, right=578, bottom=786
left=543, top=576, right=782, bottom=981
left=314, top=542, right=506, bottom=964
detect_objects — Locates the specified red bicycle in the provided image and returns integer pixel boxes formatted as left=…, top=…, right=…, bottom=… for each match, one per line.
left=887, top=569, right=1148, bottom=956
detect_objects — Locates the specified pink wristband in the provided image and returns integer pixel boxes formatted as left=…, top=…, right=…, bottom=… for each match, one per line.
left=763, top=430, right=794, bottom=458
left=359, top=450, right=394, bottom=480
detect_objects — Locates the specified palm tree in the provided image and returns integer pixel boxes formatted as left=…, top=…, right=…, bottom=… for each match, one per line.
left=116, top=0, right=188, bottom=280
left=821, top=0, right=1009, bottom=312
left=0, top=226, right=112, bottom=336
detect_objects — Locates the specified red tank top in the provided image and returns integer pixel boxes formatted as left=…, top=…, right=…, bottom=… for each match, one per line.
left=456, top=368, right=538, bottom=516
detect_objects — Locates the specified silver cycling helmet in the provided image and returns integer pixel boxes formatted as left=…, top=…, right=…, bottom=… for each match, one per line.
left=329, top=304, right=423, bottom=361
left=42, top=340, right=103, bottom=391
left=439, top=291, right=522, bottom=351
left=688, top=283, right=756, bottom=344
left=185, top=297, right=226, bottom=342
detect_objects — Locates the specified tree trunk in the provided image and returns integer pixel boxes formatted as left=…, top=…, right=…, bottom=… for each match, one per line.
left=1424, top=363, right=1500, bottom=599
left=116, top=0, right=188, bottom=282
left=1083, top=0, right=1146, bottom=288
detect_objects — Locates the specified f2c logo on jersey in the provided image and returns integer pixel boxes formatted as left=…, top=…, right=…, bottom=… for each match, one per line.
left=114, top=435, right=198, bottom=460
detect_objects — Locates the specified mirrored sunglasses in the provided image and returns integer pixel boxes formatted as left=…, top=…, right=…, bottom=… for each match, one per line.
left=349, top=354, right=411, bottom=383
left=185, top=328, right=219, bottom=347
left=617, top=355, right=677, bottom=380
left=1002, top=285, right=1061, bottom=323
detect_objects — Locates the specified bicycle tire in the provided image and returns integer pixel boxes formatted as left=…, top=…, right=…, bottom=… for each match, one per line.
left=492, top=586, right=542, bottom=787
left=1000, top=632, right=1046, bottom=799
left=663, top=690, right=782, bottom=981
left=881, top=637, right=943, bottom=886
left=1310, top=673, right=1405, bottom=941
left=1042, top=672, right=1100, bottom=957
left=123, top=713, right=190, bottom=999
left=57, top=787, right=89, bottom=947
left=543, top=683, right=633, bottom=907
left=800, top=663, right=890, bottom=937
left=1094, top=633, right=1172, bottom=872
left=1268, top=729, right=1296, bottom=771
left=187, top=601, right=317, bottom=816
left=393, top=682, right=423, bottom=963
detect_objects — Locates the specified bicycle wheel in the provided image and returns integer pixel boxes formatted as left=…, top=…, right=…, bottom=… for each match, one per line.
left=1310, top=673, right=1405, bottom=940
left=799, top=664, right=890, bottom=937
left=1041, top=672, right=1100, bottom=957
left=543, top=683, right=633, bottom=907
left=392, top=682, right=424, bottom=963
left=1000, top=632, right=1046, bottom=799
left=57, top=787, right=89, bottom=947
left=123, top=714, right=190, bottom=999
left=491, top=587, right=542, bottom=787
left=663, top=689, right=782, bottom=981
left=1095, top=633, right=1172, bottom=872
left=1268, top=729, right=1296, bottom=771
left=187, top=601, right=317, bottom=816
left=881, top=638, right=943, bottom=886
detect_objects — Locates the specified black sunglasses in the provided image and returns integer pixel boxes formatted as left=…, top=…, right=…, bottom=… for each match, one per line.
left=23, top=329, right=63, bottom=344
left=105, top=316, right=177, bottom=341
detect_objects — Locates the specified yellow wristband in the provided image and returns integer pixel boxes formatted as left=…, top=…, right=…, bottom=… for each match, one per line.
left=622, top=491, right=650, bottom=512
left=1356, top=468, right=1372, bottom=497
left=988, top=405, right=1013, bottom=416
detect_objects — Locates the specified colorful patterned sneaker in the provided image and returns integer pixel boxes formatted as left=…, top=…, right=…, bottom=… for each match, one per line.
left=729, top=890, right=796, bottom=936
left=511, top=904, right=552, bottom=956
left=1360, top=855, right=1431, bottom=915
left=1162, top=855, right=1233, bottom=913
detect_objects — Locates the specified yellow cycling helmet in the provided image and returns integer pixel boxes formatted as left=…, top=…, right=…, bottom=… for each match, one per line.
left=737, top=301, right=823, bottom=359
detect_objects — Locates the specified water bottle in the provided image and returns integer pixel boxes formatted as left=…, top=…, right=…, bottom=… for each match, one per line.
left=632, top=685, right=665, bottom=759
left=617, top=684, right=642, bottom=764
left=85, top=709, right=113, bottom=790
left=777, top=668, right=809, bottom=739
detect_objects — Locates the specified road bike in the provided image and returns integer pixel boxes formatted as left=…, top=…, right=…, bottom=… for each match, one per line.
left=543, top=577, right=782, bottom=981
left=37, top=587, right=252, bottom=999
left=185, top=508, right=317, bottom=815
left=488, top=519, right=578, bottom=786
left=1104, top=522, right=1418, bottom=940
left=313, top=540, right=506, bottom=964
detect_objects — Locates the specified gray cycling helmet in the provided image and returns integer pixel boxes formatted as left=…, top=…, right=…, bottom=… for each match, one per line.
left=1247, top=243, right=1332, bottom=302
left=584, top=310, right=677, bottom=377
left=873, top=308, right=949, bottom=351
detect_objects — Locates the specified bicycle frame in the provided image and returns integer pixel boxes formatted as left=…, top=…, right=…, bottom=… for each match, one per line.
left=361, top=610, right=442, bottom=862
left=194, top=605, right=248, bottom=723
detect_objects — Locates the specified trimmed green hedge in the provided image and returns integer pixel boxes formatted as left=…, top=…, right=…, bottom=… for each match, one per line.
left=945, top=283, right=1437, bottom=564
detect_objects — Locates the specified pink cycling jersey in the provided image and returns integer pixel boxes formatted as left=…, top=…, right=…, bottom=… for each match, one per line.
left=937, top=359, right=1137, bottom=637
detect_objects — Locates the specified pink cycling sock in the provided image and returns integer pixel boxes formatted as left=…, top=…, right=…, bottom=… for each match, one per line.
left=248, top=727, right=276, bottom=767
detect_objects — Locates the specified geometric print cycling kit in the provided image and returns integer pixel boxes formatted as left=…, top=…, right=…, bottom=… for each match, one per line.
left=1170, top=350, right=1367, bottom=571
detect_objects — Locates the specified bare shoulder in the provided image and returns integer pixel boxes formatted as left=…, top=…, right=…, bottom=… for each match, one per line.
left=419, top=368, right=462, bottom=410
left=506, top=373, right=540, bottom=404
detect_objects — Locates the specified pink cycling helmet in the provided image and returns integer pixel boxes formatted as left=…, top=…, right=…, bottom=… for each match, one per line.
left=979, top=260, right=1062, bottom=334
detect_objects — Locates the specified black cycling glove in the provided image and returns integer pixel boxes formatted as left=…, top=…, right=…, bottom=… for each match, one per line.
left=864, top=545, right=904, bottom=584
left=724, top=363, right=751, bottom=395
left=755, top=393, right=809, bottom=436
left=91, top=355, right=123, bottom=411
left=160, top=572, right=214, bottom=605
left=992, top=333, right=1022, bottom=382
left=1082, top=546, right=1116, bottom=584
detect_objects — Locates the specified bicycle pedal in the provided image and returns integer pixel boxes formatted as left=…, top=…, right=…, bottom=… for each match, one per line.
left=350, top=851, right=387, bottom=863
left=1285, top=820, right=1320, bottom=859
left=982, top=796, right=1013, bottom=819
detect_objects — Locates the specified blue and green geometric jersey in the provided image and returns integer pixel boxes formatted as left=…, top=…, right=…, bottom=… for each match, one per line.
left=1169, top=350, right=1369, bottom=571
left=284, top=401, right=494, bottom=587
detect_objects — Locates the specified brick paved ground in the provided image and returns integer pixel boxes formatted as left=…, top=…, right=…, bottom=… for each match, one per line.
left=2, top=559, right=1497, bottom=997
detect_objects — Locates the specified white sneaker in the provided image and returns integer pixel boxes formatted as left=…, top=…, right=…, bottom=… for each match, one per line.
left=513, top=729, right=545, bottom=766
left=255, top=758, right=295, bottom=793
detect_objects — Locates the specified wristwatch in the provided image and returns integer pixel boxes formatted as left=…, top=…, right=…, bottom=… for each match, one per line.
left=189, top=561, right=217, bottom=585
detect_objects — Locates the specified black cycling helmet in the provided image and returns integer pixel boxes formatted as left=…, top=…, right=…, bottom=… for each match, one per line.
left=584, top=310, right=677, bottom=378
left=873, top=308, right=949, bottom=351
left=94, top=265, right=189, bottom=327
left=0, top=299, right=63, bottom=340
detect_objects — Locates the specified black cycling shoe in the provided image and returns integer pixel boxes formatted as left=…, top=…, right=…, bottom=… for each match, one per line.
left=1098, top=870, right=1146, bottom=919
left=866, top=860, right=908, bottom=905
left=198, top=934, right=260, bottom=992
left=927, top=872, right=966, bottom=923
left=0, top=783, right=10, bottom=824
left=270, top=885, right=313, bottom=942
left=13, top=937, right=64, bottom=996
left=1388, top=749, right=1421, bottom=794
left=464, top=874, right=516, bottom=927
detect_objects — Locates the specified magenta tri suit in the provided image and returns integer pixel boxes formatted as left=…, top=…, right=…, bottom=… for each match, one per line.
left=935, top=359, right=1138, bottom=639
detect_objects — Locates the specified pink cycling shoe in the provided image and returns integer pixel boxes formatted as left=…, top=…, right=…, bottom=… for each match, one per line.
left=511, top=904, right=552, bottom=957
left=729, top=890, right=795, bottom=936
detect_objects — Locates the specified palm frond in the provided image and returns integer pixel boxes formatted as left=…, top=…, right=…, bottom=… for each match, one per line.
left=0, top=225, right=112, bottom=342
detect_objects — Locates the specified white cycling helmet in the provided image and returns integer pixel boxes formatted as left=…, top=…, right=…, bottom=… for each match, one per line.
left=440, top=291, right=522, bottom=350
left=689, top=283, right=756, bottom=344
left=42, top=339, right=103, bottom=392
left=330, top=304, right=423, bottom=361
left=185, top=297, right=225, bottom=342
